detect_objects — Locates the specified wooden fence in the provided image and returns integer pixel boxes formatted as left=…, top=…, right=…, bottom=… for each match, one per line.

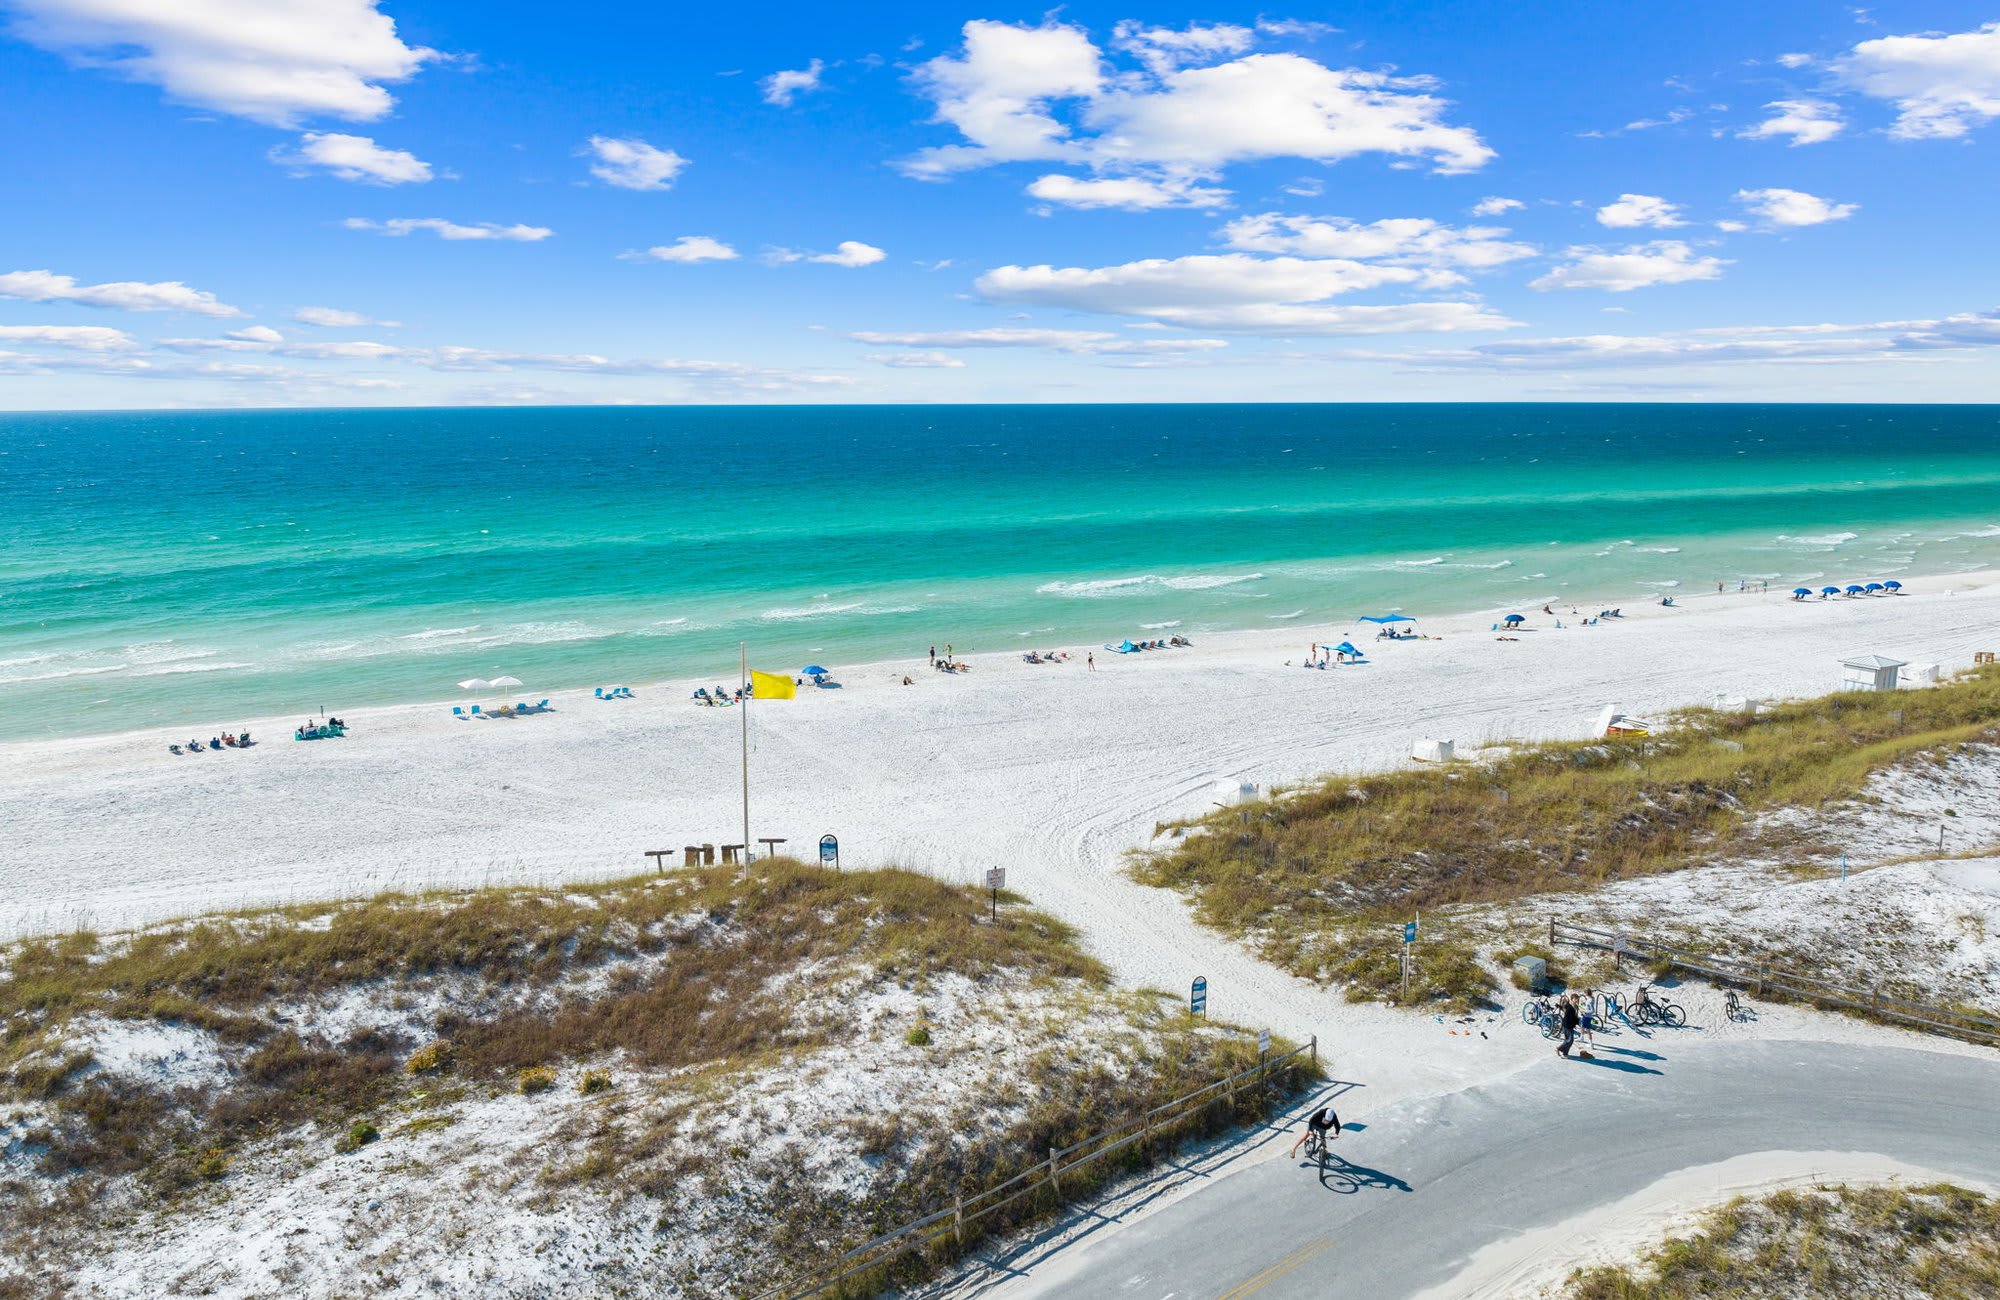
left=749, top=1036, right=1319, bottom=1300
left=1549, top=919, right=2000, bottom=1048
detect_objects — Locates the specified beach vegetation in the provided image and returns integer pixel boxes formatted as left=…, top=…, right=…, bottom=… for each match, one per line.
left=0, top=861, right=1308, bottom=1298
left=1560, top=1182, right=2000, bottom=1299
left=1133, top=666, right=2000, bottom=1007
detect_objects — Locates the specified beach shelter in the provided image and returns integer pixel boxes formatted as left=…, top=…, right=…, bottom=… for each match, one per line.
left=1820, top=586, right=1840, bottom=598
left=1792, top=587, right=1813, bottom=599
left=1864, top=582, right=1885, bottom=593
left=1360, top=614, right=1415, bottom=625
left=457, top=678, right=492, bottom=690
left=1884, top=580, right=1903, bottom=591
left=1840, top=654, right=1907, bottom=692
left=1503, top=613, right=1526, bottom=625
left=490, top=675, right=524, bottom=689
left=1334, top=641, right=1360, bottom=657
left=801, top=665, right=828, bottom=677
left=1844, top=584, right=1866, bottom=596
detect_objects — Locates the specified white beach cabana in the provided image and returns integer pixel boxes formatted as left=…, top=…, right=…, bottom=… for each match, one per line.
left=1839, top=654, right=1907, bottom=692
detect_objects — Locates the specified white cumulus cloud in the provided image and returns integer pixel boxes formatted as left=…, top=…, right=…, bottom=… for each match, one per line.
left=1530, top=242, right=1729, bottom=292
left=583, top=136, right=689, bottom=191
left=1738, top=98, right=1846, bottom=145
left=1734, top=187, right=1858, bottom=227
left=865, top=352, right=967, bottom=368
left=901, top=19, right=1492, bottom=185
left=273, top=132, right=431, bottom=184
left=343, top=218, right=552, bottom=241
left=8, top=0, right=437, bottom=126
left=1470, top=196, right=1523, bottom=216
left=849, top=327, right=1227, bottom=355
left=761, top=59, right=825, bottom=107
left=1596, top=193, right=1685, bottom=228
left=1838, top=21, right=2000, bottom=139
left=809, top=241, right=886, bottom=267
left=1026, top=173, right=1229, bottom=210
left=1220, top=213, right=1535, bottom=279
left=624, top=236, right=740, bottom=264
left=293, top=306, right=396, bottom=327
left=975, top=253, right=1516, bottom=335
left=0, top=323, right=137, bottom=351
left=0, top=268, right=242, bottom=316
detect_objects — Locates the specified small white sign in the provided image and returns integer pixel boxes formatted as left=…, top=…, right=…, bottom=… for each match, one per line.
left=986, top=867, right=1006, bottom=890
left=1257, top=1028, right=1271, bottom=1055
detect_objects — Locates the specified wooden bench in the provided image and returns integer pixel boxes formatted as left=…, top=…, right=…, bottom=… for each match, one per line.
left=757, top=837, right=787, bottom=861
left=720, top=843, right=746, bottom=865
left=645, top=849, right=674, bottom=873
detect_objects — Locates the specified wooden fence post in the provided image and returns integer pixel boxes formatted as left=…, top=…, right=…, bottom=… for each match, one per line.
left=1048, top=1146, right=1060, bottom=1202
left=953, top=1195, right=964, bottom=1246
left=1548, top=918, right=1556, bottom=949
left=1310, top=1034, right=1318, bottom=1071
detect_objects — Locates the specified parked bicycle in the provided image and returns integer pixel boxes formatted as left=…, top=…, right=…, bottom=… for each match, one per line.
left=1521, top=996, right=1555, bottom=1026
left=1724, top=988, right=1744, bottom=1021
left=1627, top=984, right=1686, bottom=1028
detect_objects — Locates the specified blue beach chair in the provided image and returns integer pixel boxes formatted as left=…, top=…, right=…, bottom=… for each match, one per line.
left=452, top=706, right=464, bottom=718
left=470, top=704, right=481, bottom=716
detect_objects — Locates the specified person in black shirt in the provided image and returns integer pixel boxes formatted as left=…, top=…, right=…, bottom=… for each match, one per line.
left=1288, top=1105, right=1340, bottom=1158
left=1558, top=994, right=1581, bottom=1058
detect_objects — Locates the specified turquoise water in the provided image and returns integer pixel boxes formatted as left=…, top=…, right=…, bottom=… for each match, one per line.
left=5, top=403, right=2000, bottom=740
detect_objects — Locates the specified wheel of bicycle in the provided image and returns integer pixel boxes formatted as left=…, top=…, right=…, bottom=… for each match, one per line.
left=1661, top=1004, right=1687, bottom=1028
left=1522, top=1001, right=1544, bottom=1025
left=1632, top=1003, right=1656, bottom=1025
left=1540, top=1014, right=1563, bottom=1040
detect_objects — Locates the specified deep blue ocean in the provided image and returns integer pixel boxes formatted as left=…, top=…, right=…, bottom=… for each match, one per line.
left=5, top=403, right=1999, bottom=739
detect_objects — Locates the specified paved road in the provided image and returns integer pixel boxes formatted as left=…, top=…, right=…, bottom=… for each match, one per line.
left=977, top=1040, right=2000, bottom=1298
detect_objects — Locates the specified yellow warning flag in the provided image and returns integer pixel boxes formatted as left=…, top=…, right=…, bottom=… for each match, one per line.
left=749, top=670, right=796, bottom=700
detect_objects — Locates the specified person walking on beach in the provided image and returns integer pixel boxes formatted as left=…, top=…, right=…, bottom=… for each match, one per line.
left=1087, top=652, right=1095, bottom=671
left=929, top=644, right=935, bottom=666
left=1557, top=993, right=1581, bottom=1059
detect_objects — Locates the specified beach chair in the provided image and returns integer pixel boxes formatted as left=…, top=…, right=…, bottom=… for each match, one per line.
left=537, top=699, right=549, bottom=710
left=452, top=706, right=464, bottom=718
left=470, top=704, right=481, bottom=716
left=594, top=687, right=605, bottom=699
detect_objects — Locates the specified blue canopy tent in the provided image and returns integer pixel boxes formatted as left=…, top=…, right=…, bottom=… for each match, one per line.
left=1333, top=641, right=1360, bottom=657
left=1884, top=580, right=1903, bottom=591
left=1359, top=614, right=1415, bottom=624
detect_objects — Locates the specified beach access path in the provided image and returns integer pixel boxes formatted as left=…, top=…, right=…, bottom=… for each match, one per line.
left=5, top=574, right=2000, bottom=1116
left=934, top=1039, right=2000, bottom=1300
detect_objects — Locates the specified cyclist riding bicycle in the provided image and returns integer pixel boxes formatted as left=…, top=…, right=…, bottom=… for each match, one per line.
left=1288, top=1105, right=1341, bottom=1159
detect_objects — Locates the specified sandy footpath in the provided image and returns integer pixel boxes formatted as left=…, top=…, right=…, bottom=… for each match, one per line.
left=5, top=574, right=1999, bottom=1110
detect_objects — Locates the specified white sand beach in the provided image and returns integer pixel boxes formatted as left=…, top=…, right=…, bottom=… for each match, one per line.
left=5, top=574, right=1999, bottom=1106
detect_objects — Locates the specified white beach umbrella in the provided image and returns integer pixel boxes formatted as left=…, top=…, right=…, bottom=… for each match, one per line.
left=489, top=675, right=524, bottom=689
left=457, top=678, right=492, bottom=690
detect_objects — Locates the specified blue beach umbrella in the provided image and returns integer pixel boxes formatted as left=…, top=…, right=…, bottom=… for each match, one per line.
left=1792, top=587, right=1812, bottom=597
left=1503, top=613, right=1526, bottom=624
left=802, top=664, right=828, bottom=676
left=1864, top=582, right=1884, bottom=592
left=1845, top=584, right=1866, bottom=595
left=1820, top=586, right=1840, bottom=597
left=1884, top=580, right=1903, bottom=591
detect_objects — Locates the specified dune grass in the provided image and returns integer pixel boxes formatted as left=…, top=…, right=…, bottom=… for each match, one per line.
left=1562, top=1183, right=2000, bottom=1299
left=1131, top=666, right=2000, bottom=1009
left=0, top=861, right=1310, bottom=1298
left=0, top=862, right=1100, bottom=1192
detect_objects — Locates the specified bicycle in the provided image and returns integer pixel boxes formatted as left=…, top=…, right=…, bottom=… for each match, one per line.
left=1521, top=996, right=1554, bottom=1026
left=1304, top=1125, right=1336, bottom=1170
left=1627, top=984, right=1686, bottom=1028
left=1724, top=989, right=1743, bottom=1021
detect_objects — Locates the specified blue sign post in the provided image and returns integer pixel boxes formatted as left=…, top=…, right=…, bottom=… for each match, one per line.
left=819, top=833, right=839, bottom=870
left=1190, top=975, right=1208, bottom=1016
left=1403, top=920, right=1418, bottom=944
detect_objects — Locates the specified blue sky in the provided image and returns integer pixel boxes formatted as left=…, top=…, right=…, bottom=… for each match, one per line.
left=2, top=1, right=1998, bottom=407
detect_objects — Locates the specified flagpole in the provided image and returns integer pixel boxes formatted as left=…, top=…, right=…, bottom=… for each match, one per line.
left=740, top=641, right=750, bottom=881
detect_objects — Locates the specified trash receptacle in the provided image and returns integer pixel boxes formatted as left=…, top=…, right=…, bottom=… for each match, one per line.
left=1513, top=955, right=1548, bottom=993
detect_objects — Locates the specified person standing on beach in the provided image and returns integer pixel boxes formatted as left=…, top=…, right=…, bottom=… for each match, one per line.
left=1557, top=994, right=1580, bottom=1059
left=929, top=644, right=935, bottom=666
left=1087, top=652, right=1095, bottom=671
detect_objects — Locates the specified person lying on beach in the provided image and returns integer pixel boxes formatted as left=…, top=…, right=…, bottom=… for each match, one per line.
left=901, top=675, right=913, bottom=685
